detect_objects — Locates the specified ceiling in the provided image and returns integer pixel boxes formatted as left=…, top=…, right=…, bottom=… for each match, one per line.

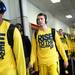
left=28, top=0, right=75, bottom=27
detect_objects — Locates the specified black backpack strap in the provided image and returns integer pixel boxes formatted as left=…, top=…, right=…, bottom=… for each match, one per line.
left=51, top=28, right=55, bottom=42
left=51, top=28, right=62, bottom=59
left=63, top=34, right=66, bottom=39
left=34, top=30, right=38, bottom=39
left=7, top=24, right=15, bottom=49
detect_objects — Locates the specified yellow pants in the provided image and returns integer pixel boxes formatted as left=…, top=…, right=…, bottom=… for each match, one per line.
left=0, top=68, right=17, bottom=75
left=39, top=61, right=60, bottom=75
left=34, top=60, right=39, bottom=71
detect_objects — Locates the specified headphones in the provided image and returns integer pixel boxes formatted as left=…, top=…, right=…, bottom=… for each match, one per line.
left=36, top=13, right=47, bottom=24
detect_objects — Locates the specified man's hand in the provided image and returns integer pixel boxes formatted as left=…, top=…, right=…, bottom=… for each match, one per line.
left=64, top=61, right=69, bottom=68
left=28, top=64, right=36, bottom=74
left=28, top=64, right=33, bottom=69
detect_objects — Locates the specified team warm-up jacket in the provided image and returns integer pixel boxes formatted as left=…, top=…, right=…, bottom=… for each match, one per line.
left=30, top=27, right=68, bottom=66
left=58, top=35, right=69, bottom=51
left=66, top=36, right=72, bottom=51
left=70, top=39, right=75, bottom=52
left=0, top=20, right=26, bottom=75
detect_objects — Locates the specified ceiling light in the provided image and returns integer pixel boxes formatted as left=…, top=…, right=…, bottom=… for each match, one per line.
left=51, top=0, right=61, bottom=3
left=65, top=15, right=72, bottom=19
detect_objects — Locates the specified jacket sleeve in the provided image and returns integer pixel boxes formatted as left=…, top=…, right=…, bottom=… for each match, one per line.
left=55, top=31, right=68, bottom=63
left=13, top=28, right=26, bottom=75
left=30, top=33, right=37, bottom=65
left=65, top=35, right=72, bottom=51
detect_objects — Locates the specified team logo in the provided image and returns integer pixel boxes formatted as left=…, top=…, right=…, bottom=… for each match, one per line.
left=38, top=33, right=54, bottom=48
left=0, top=33, right=5, bottom=59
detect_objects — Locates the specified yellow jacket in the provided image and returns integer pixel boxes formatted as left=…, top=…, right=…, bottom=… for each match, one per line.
left=71, top=39, right=75, bottom=52
left=0, top=20, right=26, bottom=75
left=66, top=36, right=72, bottom=51
left=58, top=35, right=69, bottom=50
left=30, top=27, right=68, bottom=66
left=58, top=34, right=73, bottom=56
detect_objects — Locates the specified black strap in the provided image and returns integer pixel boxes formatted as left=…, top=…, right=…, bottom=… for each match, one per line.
left=51, top=28, right=55, bottom=42
left=34, top=30, right=38, bottom=39
left=63, top=34, right=66, bottom=38
left=51, top=28, right=62, bottom=58
left=7, top=24, right=15, bottom=49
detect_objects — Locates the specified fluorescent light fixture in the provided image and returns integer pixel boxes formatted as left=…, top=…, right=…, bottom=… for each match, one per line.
left=65, top=15, right=72, bottom=19
left=51, top=0, right=61, bottom=3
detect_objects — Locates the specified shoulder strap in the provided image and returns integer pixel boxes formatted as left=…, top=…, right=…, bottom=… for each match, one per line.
left=51, top=28, right=62, bottom=58
left=51, top=28, right=55, bottom=42
left=34, top=30, right=38, bottom=39
left=7, top=24, right=15, bottom=49
left=63, top=34, right=66, bottom=38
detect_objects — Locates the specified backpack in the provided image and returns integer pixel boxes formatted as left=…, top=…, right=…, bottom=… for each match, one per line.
left=7, top=24, right=15, bottom=49
left=22, top=35, right=31, bottom=58
left=7, top=24, right=31, bottom=66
